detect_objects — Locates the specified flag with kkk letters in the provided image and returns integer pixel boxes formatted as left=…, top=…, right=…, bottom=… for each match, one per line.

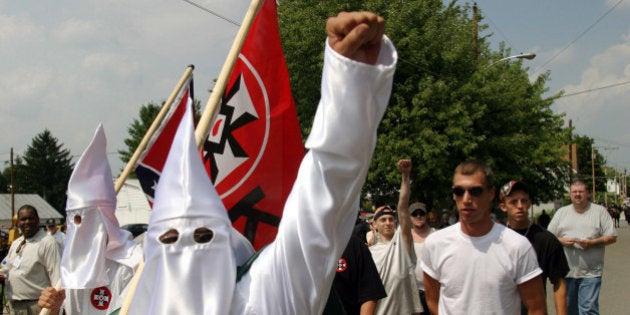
left=201, top=0, right=304, bottom=250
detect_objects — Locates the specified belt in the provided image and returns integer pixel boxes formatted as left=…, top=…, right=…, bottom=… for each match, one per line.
left=12, top=299, right=38, bottom=303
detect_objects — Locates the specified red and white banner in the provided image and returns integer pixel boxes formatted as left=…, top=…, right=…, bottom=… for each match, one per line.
left=201, top=0, right=304, bottom=250
left=136, top=76, right=194, bottom=205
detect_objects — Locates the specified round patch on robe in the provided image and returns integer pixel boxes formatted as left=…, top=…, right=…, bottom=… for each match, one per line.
left=336, top=258, right=348, bottom=272
left=91, top=286, right=112, bottom=310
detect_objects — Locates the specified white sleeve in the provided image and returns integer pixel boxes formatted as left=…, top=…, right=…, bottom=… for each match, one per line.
left=515, top=242, right=542, bottom=285
left=243, top=37, right=397, bottom=314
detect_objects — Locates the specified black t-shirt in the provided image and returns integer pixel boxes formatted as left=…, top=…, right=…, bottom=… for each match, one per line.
left=514, top=224, right=570, bottom=315
left=324, top=236, right=387, bottom=315
left=514, top=224, right=569, bottom=286
left=538, top=213, right=551, bottom=229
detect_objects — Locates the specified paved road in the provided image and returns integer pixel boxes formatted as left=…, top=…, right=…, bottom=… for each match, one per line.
left=546, top=216, right=629, bottom=314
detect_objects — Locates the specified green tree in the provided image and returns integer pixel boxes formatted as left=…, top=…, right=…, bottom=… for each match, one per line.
left=18, top=130, right=73, bottom=214
left=1, top=156, right=26, bottom=194
left=0, top=163, right=6, bottom=193
left=119, top=100, right=202, bottom=172
left=279, top=0, right=569, bottom=208
left=573, top=135, right=606, bottom=200
left=119, top=102, right=162, bottom=167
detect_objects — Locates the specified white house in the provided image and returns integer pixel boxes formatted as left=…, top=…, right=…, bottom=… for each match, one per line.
left=115, top=179, right=151, bottom=226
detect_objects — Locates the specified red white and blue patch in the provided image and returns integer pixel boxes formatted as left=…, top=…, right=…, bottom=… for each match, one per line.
left=91, top=286, right=112, bottom=310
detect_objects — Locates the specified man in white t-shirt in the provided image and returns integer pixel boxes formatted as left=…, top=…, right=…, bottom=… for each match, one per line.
left=45, top=219, right=65, bottom=250
left=409, top=201, right=434, bottom=315
left=421, top=160, right=546, bottom=314
left=369, top=159, right=422, bottom=315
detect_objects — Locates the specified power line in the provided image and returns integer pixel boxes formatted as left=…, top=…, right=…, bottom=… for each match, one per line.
left=532, top=0, right=626, bottom=76
left=180, top=0, right=241, bottom=27
left=558, top=80, right=630, bottom=98
left=475, top=3, right=515, bottom=50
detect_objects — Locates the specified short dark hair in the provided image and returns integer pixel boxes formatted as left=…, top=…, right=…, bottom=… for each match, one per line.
left=571, top=177, right=588, bottom=189
left=18, top=204, right=39, bottom=219
left=453, top=160, right=494, bottom=188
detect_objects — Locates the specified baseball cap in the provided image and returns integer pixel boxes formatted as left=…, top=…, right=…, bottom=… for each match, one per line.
left=409, top=202, right=427, bottom=216
left=373, top=205, right=396, bottom=220
left=500, top=180, right=529, bottom=200
left=45, top=218, right=56, bottom=226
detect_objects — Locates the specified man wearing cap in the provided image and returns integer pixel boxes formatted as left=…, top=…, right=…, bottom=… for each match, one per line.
left=499, top=180, right=569, bottom=315
left=369, top=159, right=422, bottom=315
left=421, top=160, right=546, bottom=314
left=0, top=205, right=61, bottom=315
left=547, top=178, right=617, bottom=315
left=45, top=219, right=65, bottom=250
left=409, top=201, right=434, bottom=315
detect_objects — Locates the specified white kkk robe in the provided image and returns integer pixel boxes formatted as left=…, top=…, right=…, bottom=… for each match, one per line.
left=131, top=36, right=397, bottom=314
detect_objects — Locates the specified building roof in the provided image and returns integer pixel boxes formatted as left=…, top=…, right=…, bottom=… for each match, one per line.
left=0, top=194, right=63, bottom=228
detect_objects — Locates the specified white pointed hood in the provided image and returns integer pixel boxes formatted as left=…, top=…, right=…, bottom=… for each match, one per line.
left=130, top=103, right=253, bottom=314
left=61, top=124, right=136, bottom=289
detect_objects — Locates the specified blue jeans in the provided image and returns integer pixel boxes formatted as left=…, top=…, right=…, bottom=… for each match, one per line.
left=565, top=277, right=601, bottom=315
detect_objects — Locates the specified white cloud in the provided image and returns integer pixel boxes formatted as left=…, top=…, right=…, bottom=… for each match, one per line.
left=0, top=0, right=250, bottom=172
left=555, top=30, right=630, bottom=165
left=53, top=19, right=98, bottom=45
left=0, top=14, right=44, bottom=52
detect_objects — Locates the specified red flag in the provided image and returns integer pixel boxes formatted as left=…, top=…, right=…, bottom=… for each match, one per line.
left=136, top=75, right=195, bottom=205
left=201, top=0, right=304, bottom=250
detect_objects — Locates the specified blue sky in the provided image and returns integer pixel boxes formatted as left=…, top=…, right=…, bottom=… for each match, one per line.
left=474, top=0, right=630, bottom=172
left=1, top=0, right=629, bottom=179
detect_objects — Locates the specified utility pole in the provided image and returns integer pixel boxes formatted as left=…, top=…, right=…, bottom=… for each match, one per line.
left=591, top=144, right=619, bottom=204
left=615, top=172, right=619, bottom=205
left=568, top=120, right=578, bottom=173
left=10, top=147, right=15, bottom=224
left=591, top=146, right=596, bottom=199
left=604, top=168, right=608, bottom=207
left=472, top=3, right=478, bottom=61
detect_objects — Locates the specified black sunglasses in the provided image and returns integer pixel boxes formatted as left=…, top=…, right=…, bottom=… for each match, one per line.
left=452, top=186, right=485, bottom=197
left=411, top=211, right=426, bottom=217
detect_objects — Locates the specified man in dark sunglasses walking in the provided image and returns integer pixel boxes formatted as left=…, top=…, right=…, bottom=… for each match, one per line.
left=420, top=160, right=547, bottom=314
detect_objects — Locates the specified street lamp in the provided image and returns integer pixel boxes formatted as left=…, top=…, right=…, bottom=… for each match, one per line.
left=488, top=52, right=536, bottom=67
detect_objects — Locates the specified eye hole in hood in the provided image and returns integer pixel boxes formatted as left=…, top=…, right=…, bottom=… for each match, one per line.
left=159, top=229, right=179, bottom=244
left=193, top=227, right=214, bottom=244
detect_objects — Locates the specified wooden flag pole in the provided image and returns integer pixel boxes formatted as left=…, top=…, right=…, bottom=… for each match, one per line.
left=118, top=1, right=264, bottom=314
left=194, top=0, right=264, bottom=149
left=114, top=65, right=195, bottom=194
left=118, top=260, right=144, bottom=315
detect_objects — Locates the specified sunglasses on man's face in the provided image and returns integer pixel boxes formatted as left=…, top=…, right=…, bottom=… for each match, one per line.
left=411, top=211, right=426, bottom=217
left=452, top=186, right=485, bottom=197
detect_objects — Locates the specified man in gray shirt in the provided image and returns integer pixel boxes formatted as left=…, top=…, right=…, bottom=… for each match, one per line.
left=547, top=178, right=617, bottom=314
